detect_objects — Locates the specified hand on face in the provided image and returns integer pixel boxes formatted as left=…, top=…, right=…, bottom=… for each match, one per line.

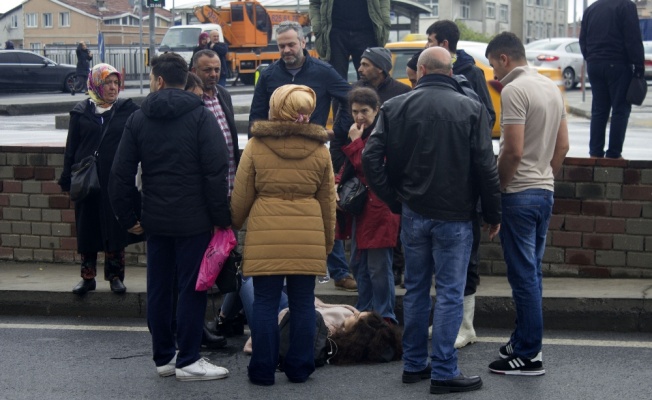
left=348, top=122, right=364, bottom=141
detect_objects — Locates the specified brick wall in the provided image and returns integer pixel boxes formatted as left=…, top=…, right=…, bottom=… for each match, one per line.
left=0, top=146, right=145, bottom=265
left=2, top=147, right=651, bottom=277
left=479, top=158, right=652, bottom=278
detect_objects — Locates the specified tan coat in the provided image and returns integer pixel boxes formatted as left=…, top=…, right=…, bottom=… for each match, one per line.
left=231, top=121, right=336, bottom=277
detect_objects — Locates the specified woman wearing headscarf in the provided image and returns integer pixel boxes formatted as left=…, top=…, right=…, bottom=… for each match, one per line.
left=189, top=32, right=210, bottom=70
left=230, top=84, right=336, bottom=386
left=59, top=63, right=141, bottom=295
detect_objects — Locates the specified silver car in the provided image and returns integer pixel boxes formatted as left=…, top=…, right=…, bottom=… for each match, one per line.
left=525, top=38, right=585, bottom=90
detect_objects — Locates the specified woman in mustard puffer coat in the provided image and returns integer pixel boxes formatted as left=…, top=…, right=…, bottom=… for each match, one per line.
left=230, top=84, right=336, bottom=386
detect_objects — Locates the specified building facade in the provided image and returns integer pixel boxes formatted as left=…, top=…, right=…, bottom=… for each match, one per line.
left=416, top=0, right=568, bottom=43
left=0, top=0, right=172, bottom=50
left=0, top=4, right=25, bottom=49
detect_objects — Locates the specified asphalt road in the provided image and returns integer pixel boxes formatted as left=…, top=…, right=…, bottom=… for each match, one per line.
left=1, top=315, right=651, bottom=400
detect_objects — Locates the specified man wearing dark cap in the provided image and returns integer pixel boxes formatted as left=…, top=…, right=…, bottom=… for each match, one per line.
left=355, top=47, right=411, bottom=103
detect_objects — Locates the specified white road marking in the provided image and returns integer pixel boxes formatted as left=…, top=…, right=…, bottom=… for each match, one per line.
left=1, top=323, right=650, bottom=349
left=478, top=336, right=652, bottom=349
left=0, top=323, right=148, bottom=332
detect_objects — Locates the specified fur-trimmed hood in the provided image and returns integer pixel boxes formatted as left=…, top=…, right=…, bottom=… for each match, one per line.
left=250, top=120, right=330, bottom=160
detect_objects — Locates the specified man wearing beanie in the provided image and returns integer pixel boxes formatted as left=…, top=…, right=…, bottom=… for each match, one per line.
left=355, top=47, right=411, bottom=104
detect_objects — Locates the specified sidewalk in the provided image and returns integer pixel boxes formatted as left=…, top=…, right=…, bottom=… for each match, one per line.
left=0, top=261, right=650, bottom=332
left=565, top=85, right=652, bottom=129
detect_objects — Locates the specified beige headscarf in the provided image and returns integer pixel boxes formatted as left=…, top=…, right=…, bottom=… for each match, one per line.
left=269, top=84, right=316, bottom=123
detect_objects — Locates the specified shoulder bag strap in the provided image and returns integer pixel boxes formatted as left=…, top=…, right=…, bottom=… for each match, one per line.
left=93, top=104, right=118, bottom=157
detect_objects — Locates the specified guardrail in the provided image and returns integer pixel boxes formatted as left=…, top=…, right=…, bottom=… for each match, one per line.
left=33, top=45, right=148, bottom=81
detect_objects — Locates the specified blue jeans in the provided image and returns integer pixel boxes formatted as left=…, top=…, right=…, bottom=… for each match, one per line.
left=146, top=232, right=211, bottom=369
left=350, top=221, right=396, bottom=322
left=587, top=61, right=632, bottom=158
left=238, top=275, right=288, bottom=325
left=499, top=189, right=553, bottom=359
left=400, top=205, right=472, bottom=380
left=327, top=240, right=350, bottom=281
left=249, top=275, right=315, bottom=385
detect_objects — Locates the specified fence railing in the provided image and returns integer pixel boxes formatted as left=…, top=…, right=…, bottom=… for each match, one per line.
left=35, top=45, right=148, bottom=81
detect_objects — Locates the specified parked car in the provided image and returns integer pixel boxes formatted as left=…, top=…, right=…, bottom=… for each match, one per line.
left=644, top=41, right=652, bottom=80
left=385, top=40, right=563, bottom=138
left=525, top=37, right=585, bottom=90
left=0, top=50, right=76, bottom=93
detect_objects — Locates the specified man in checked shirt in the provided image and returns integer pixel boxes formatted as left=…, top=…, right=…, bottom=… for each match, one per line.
left=192, top=49, right=241, bottom=195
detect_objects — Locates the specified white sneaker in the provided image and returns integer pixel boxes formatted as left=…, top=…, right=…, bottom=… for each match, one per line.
left=175, top=358, right=229, bottom=381
left=156, top=353, right=177, bottom=377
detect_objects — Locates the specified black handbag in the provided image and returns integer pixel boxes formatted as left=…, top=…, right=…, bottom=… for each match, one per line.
left=70, top=154, right=100, bottom=201
left=337, top=176, right=368, bottom=216
left=69, top=109, right=116, bottom=202
left=626, top=75, right=647, bottom=106
left=215, top=250, right=242, bottom=294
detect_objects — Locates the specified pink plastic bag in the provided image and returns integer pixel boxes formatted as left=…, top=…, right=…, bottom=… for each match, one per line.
left=196, top=228, right=237, bottom=291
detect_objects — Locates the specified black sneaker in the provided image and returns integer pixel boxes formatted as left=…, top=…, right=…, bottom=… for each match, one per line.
left=489, top=352, right=545, bottom=376
left=402, top=364, right=431, bottom=383
left=499, top=342, right=514, bottom=359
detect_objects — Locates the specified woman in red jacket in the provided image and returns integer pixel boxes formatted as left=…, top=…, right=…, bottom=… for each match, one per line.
left=337, top=87, right=400, bottom=324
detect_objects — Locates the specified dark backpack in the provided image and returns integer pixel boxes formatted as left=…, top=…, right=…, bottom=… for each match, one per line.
left=278, top=310, right=331, bottom=368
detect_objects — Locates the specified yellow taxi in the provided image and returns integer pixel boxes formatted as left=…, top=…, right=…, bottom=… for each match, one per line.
left=385, top=39, right=564, bottom=138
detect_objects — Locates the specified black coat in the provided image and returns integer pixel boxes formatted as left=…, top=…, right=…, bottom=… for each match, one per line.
left=109, top=88, right=231, bottom=237
left=59, top=98, right=140, bottom=253
left=362, top=74, right=501, bottom=225
left=75, top=45, right=92, bottom=74
left=454, top=49, right=496, bottom=129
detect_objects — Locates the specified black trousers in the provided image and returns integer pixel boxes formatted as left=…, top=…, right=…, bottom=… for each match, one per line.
left=328, top=28, right=377, bottom=82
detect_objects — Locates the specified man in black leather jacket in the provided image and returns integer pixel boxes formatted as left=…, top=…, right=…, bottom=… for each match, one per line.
left=362, top=47, right=500, bottom=395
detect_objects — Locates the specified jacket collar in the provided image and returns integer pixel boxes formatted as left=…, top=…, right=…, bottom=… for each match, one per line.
left=250, top=120, right=330, bottom=143
left=415, top=73, right=467, bottom=96
left=500, top=65, right=536, bottom=86
left=279, top=49, right=312, bottom=73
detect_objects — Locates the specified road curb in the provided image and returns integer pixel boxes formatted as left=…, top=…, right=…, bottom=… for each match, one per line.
left=2, top=289, right=649, bottom=332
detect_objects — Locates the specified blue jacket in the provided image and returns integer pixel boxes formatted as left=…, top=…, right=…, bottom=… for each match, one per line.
left=249, top=50, right=352, bottom=167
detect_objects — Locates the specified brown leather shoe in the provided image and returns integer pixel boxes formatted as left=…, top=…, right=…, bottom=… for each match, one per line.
left=334, top=276, right=357, bottom=292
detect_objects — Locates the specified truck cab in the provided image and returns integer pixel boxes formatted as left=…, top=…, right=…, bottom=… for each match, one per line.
left=158, top=24, right=224, bottom=65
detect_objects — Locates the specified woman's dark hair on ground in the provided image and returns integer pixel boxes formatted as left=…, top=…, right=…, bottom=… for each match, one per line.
left=329, top=311, right=403, bottom=365
left=348, top=87, right=381, bottom=111
left=185, top=72, right=203, bottom=92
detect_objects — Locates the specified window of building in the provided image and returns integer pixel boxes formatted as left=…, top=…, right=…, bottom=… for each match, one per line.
left=487, top=2, right=495, bottom=19
left=11, top=15, right=19, bottom=28
left=30, top=42, right=42, bottom=51
left=461, top=0, right=470, bottom=19
left=43, top=13, right=53, bottom=28
left=527, top=21, right=533, bottom=37
left=59, top=12, right=70, bottom=27
left=499, top=4, right=509, bottom=23
left=558, top=0, right=565, bottom=11
left=547, top=23, right=552, bottom=38
left=26, top=13, right=38, bottom=28
left=429, top=0, right=439, bottom=17
left=558, top=24, right=565, bottom=37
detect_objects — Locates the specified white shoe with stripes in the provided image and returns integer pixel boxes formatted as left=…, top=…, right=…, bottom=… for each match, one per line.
left=489, top=352, right=545, bottom=376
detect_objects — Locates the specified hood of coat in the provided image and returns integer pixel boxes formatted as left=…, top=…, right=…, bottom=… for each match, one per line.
left=140, top=88, right=204, bottom=120
left=250, top=120, right=329, bottom=160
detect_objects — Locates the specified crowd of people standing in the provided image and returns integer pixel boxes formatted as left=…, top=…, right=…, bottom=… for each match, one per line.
left=54, top=4, right=603, bottom=392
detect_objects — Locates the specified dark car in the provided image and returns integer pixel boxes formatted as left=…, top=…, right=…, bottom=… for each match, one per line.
left=0, top=50, right=76, bottom=93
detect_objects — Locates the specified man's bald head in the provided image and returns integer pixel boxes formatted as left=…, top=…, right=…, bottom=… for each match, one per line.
left=209, top=30, right=221, bottom=43
left=416, top=47, right=453, bottom=80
